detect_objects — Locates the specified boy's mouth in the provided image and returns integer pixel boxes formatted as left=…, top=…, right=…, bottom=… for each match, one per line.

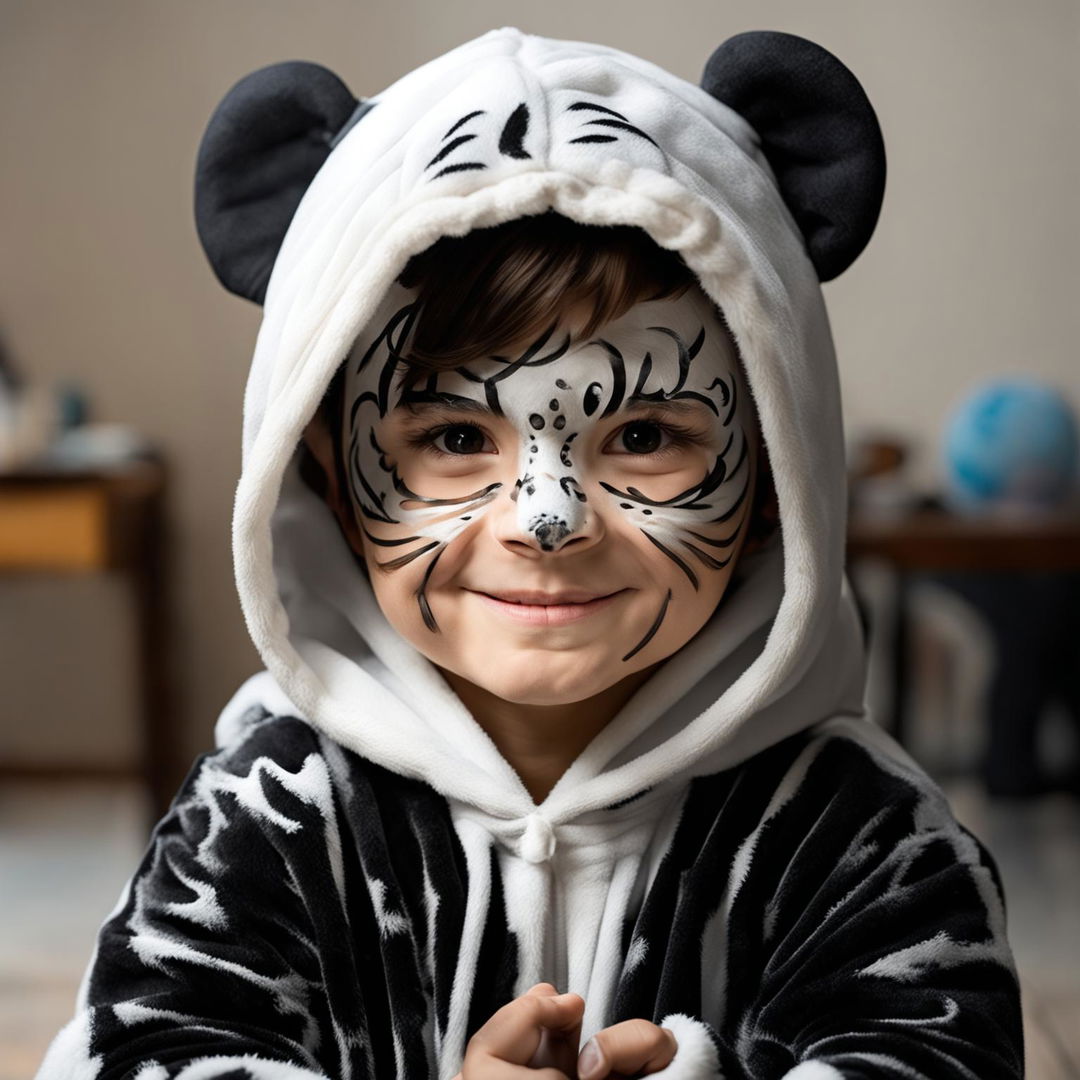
left=476, top=588, right=622, bottom=605
left=467, top=588, right=630, bottom=626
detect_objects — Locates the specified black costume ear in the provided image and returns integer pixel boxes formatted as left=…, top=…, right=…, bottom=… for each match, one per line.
left=701, top=31, right=886, bottom=282
left=194, top=61, right=374, bottom=304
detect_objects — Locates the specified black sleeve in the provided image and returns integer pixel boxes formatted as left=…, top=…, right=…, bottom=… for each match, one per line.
left=646, top=727, right=1025, bottom=1079
left=34, top=716, right=347, bottom=1079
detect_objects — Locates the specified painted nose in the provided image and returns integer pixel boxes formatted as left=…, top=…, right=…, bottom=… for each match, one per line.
left=516, top=471, right=588, bottom=552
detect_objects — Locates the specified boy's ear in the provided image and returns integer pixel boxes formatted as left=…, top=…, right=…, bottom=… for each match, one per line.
left=300, top=410, right=366, bottom=560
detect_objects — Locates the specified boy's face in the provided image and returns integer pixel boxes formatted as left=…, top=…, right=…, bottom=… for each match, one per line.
left=315, top=283, right=757, bottom=707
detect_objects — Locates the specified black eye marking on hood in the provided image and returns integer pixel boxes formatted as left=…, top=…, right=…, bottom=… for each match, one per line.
left=444, top=110, right=485, bottom=140
left=427, top=102, right=532, bottom=180
left=426, top=134, right=478, bottom=171
left=566, top=101, right=659, bottom=149
left=427, top=110, right=489, bottom=180
left=498, top=103, right=531, bottom=159
left=622, top=588, right=672, bottom=662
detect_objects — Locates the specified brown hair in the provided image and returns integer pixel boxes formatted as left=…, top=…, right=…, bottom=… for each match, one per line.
left=305, top=211, right=778, bottom=548
left=394, top=210, right=697, bottom=384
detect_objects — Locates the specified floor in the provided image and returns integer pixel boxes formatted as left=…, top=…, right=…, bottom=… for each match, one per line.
left=2, top=777, right=1079, bottom=1079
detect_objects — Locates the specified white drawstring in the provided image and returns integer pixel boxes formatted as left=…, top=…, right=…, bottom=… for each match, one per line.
left=519, top=812, right=557, bottom=864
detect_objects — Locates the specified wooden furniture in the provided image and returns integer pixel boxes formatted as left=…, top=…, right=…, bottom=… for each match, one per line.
left=846, top=503, right=1080, bottom=744
left=0, top=456, right=175, bottom=826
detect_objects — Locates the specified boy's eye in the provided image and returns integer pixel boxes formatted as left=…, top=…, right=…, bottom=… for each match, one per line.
left=606, top=419, right=702, bottom=459
left=617, top=420, right=665, bottom=455
left=438, top=424, right=487, bottom=455
left=407, top=422, right=494, bottom=457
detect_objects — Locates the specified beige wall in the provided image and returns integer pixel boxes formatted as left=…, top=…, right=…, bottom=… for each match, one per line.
left=2, top=0, right=1077, bottom=770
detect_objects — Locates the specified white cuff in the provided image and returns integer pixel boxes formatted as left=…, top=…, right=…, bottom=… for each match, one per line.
left=653, top=1014, right=723, bottom=1079
left=780, top=1062, right=845, bottom=1079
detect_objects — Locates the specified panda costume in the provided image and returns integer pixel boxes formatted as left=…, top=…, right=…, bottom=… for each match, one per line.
left=36, top=26, right=1024, bottom=1080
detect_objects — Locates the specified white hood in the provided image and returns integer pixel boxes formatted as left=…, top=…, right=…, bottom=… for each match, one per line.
left=200, top=25, right=882, bottom=854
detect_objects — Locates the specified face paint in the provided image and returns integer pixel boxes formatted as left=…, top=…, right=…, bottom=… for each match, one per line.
left=340, top=278, right=756, bottom=693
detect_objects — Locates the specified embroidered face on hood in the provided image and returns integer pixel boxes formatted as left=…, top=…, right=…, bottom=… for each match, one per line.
left=193, top=26, right=885, bottom=826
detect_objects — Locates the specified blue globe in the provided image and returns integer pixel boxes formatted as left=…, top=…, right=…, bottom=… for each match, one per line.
left=942, top=378, right=1079, bottom=511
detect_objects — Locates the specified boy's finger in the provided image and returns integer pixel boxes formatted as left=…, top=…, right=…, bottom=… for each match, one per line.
left=577, top=1019, right=678, bottom=1080
left=470, top=991, right=584, bottom=1068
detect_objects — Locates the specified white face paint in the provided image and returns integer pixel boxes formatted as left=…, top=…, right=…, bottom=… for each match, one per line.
left=339, top=277, right=756, bottom=695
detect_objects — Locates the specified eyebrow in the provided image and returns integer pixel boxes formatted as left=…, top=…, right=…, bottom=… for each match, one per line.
left=395, top=395, right=710, bottom=418
left=624, top=397, right=710, bottom=416
left=397, top=395, right=491, bottom=416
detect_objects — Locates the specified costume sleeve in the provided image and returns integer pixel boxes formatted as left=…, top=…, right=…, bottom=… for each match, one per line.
left=34, top=718, right=349, bottom=1080
left=647, top=727, right=1025, bottom=1080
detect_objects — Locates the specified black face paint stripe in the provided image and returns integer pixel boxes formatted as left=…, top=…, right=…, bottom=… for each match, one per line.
left=679, top=538, right=736, bottom=571
left=415, top=544, right=447, bottom=632
left=349, top=431, right=398, bottom=524
left=391, top=471, right=502, bottom=508
left=600, top=445, right=730, bottom=511
left=630, top=351, right=653, bottom=400
left=683, top=527, right=741, bottom=549
left=640, top=530, right=699, bottom=590
left=645, top=324, right=701, bottom=396
left=376, top=539, right=441, bottom=571
left=621, top=588, right=672, bottom=661
left=360, top=524, right=423, bottom=548
left=559, top=476, right=587, bottom=502
left=724, top=364, right=739, bottom=427
left=704, top=375, right=731, bottom=409
left=707, top=473, right=751, bottom=524
left=593, top=340, right=627, bottom=419
left=475, top=325, right=572, bottom=415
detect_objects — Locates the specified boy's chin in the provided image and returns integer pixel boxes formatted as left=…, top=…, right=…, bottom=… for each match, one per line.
left=439, top=654, right=636, bottom=709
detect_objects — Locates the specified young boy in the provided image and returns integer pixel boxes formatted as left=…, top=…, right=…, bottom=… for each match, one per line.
left=36, top=26, right=1023, bottom=1080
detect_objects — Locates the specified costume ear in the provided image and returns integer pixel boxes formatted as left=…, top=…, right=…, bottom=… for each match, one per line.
left=701, top=31, right=886, bottom=282
left=194, top=60, right=373, bottom=304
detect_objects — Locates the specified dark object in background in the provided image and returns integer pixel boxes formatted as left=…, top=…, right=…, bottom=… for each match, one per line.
left=932, top=569, right=1080, bottom=797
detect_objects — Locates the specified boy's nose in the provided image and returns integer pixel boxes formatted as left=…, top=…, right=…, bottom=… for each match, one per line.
left=500, top=470, right=597, bottom=554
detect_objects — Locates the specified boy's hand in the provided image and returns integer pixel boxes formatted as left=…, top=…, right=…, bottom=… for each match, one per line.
left=453, top=982, right=585, bottom=1080
left=575, top=1018, right=679, bottom=1080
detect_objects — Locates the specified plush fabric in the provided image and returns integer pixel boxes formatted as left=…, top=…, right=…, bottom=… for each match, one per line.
left=37, top=710, right=1021, bottom=1078
left=36, top=25, right=1023, bottom=1079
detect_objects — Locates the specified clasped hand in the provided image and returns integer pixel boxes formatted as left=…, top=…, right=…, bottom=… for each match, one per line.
left=451, top=981, right=678, bottom=1080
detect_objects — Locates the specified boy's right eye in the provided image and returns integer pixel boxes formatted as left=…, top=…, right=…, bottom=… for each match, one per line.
left=407, top=423, right=496, bottom=458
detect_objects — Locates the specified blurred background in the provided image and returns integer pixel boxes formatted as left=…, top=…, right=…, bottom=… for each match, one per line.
left=2, top=0, right=1079, bottom=1076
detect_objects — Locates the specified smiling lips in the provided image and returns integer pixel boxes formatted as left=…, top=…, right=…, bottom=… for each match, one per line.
left=471, top=588, right=629, bottom=626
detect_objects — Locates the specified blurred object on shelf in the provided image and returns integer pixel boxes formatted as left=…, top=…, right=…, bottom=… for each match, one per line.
left=35, top=423, right=153, bottom=472
left=942, top=377, right=1079, bottom=516
left=847, top=431, right=921, bottom=518
left=0, top=361, right=149, bottom=475
left=0, top=379, right=59, bottom=473
left=55, top=381, right=89, bottom=432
